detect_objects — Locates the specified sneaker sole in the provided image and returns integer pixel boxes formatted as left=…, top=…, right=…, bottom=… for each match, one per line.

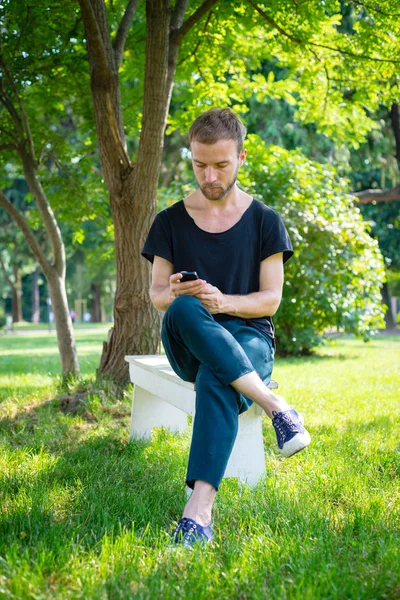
left=280, top=430, right=311, bottom=458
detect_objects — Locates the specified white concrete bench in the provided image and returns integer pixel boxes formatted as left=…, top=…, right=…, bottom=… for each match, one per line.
left=125, top=354, right=278, bottom=494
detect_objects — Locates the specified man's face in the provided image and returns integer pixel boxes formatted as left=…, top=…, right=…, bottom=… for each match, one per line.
left=191, top=139, right=247, bottom=202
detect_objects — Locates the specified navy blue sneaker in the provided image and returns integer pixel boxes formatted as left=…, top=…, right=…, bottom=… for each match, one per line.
left=169, top=517, right=214, bottom=548
left=272, top=408, right=311, bottom=457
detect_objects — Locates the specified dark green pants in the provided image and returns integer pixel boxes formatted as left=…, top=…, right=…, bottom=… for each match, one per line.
left=161, top=295, right=274, bottom=492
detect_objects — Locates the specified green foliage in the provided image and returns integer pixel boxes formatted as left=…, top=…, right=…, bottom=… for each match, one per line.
left=168, top=1, right=400, bottom=148
left=2, top=0, right=398, bottom=355
left=239, top=135, right=386, bottom=354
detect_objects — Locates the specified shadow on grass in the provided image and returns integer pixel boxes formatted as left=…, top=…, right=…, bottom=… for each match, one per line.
left=0, top=399, right=190, bottom=563
left=0, top=399, right=399, bottom=566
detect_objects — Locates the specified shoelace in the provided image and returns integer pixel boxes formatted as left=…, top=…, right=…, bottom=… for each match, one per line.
left=272, top=411, right=301, bottom=439
left=184, top=523, right=197, bottom=543
left=173, top=520, right=199, bottom=544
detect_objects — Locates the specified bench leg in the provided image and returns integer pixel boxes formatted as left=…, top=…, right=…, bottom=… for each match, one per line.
left=129, top=385, right=188, bottom=440
left=223, top=408, right=266, bottom=487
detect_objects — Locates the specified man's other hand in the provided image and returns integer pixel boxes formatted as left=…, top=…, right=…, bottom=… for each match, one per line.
left=193, top=283, right=224, bottom=314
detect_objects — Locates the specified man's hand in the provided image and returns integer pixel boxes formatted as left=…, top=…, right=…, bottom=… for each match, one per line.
left=193, top=283, right=225, bottom=314
left=169, top=273, right=207, bottom=299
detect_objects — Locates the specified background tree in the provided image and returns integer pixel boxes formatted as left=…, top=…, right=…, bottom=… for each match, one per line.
left=0, top=0, right=109, bottom=372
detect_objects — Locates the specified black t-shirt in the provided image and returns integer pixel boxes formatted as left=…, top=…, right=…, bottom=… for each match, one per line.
left=141, top=198, right=293, bottom=347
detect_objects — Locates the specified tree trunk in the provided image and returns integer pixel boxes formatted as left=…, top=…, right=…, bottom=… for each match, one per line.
left=11, top=262, right=23, bottom=322
left=89, top=0, right=172, bottom=384
left=31, top=266, right=40, bottom=323
left=381, top=281, right=396, bottom=330
left=0, top=40, right=80, bottom=377
left=11, top=283, right=22, bottom=322
left=98, top=182, right=162, bottom=383
left=19, top=149, right=80, bottom=377
left=390, top=103, right=400, bottom=165
left=80, top=0, right=217, bottom=384
left=47, top=270, right=80, bottom=376
left=91, top=283, right=102, bottom=322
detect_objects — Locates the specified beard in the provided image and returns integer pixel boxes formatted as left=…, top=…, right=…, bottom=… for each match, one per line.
left=198, top=166, right=239, bottom=201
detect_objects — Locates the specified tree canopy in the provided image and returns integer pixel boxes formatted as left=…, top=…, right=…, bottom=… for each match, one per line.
left=1, top=0, right=399, bottom=378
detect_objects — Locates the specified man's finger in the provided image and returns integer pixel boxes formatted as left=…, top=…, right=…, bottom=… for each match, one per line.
left=180, top=280, right=206, bottom=289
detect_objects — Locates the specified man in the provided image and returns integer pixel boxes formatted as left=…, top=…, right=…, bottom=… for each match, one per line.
left=141, top=107, right=311, bottom=549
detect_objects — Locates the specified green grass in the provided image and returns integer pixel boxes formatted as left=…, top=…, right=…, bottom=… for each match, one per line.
left=9, top=322, right=110, bottom=331
left=0, top=333, right=399, bottom=599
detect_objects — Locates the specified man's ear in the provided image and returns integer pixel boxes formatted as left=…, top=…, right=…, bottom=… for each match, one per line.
left=239, top=147, right=247, bottom=166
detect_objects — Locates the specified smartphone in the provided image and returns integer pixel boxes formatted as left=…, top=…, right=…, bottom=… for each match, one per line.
left=180, top=271, right=199, bottom=282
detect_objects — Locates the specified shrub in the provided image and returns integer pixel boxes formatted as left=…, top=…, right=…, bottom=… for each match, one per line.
left=239, top=135, right=385, bottom=354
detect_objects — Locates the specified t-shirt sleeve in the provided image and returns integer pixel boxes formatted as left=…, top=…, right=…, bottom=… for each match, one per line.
left=261, top=213, right=294, bottom=265
left=141, top=211, right=173, bottom=265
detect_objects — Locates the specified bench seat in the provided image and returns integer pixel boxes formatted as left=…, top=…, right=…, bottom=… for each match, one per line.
left=125, top=354, right=278, bottom=492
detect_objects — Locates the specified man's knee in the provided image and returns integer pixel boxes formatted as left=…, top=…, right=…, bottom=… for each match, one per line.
left=164, top=295, right=203, bottom=322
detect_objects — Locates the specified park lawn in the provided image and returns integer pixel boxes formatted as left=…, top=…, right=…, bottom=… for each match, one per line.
left=0, top=333, right=399, bottom=599
left=11, top=322, right=110, bottom=331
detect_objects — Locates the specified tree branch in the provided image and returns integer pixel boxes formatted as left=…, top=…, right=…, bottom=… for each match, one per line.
left=105, top=92, right=132, bottom=170
left=307, top=41, right=400, bottom=64
left=176, top=10, right=213, bottom=67
left=171, top=0, right=190, bottom=31
left=350, top=0, right=400, bottom=19
left=174, top=0, right=219, bottom=43
left=0, top=126, right=19, bottom=143
left=113, top=0, right=140, bottom=68
left=247, top=0, right=302, bottom=43
left=0, top=87, right=24, bottom=139
left=0, top=143, right=18, bottom=151
left=352, top=184, right=400, bottom=204
left=0, top=190, right=52, bottom=279
left=0, top=54, right=36, bottom=158
left=18, top=148, right=65, bottom=276
left=247, top=0, right=400, bottom=64
left=78, top=0, right=112, bottom=79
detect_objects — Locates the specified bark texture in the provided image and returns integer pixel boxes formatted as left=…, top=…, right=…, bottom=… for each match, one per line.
left=79, top=0, right=218, bottom=384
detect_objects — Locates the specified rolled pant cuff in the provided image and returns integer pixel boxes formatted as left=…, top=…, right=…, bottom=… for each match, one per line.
left=186, top=477, right=219, bottom=492
left=220, top=366, right=255, bottom=387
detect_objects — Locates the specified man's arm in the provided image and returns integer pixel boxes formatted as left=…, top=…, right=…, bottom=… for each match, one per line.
left=195, top=253, right=284, bottom=318
left=150, top=256, right=175, bottom=312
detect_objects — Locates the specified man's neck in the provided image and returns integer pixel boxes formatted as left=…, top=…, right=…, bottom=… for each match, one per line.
left=192, top=187, right=250, bottom=212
